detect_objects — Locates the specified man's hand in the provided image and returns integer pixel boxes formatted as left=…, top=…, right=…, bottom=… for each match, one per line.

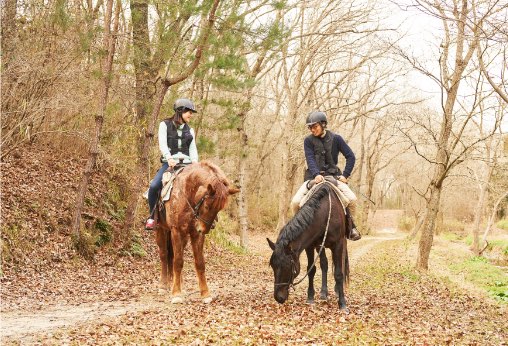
left=338, top=175, right=348, bottom=184
left=314, top=175, right=324, bottom=184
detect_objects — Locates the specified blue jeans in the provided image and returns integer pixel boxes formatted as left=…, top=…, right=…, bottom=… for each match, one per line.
left=148, top=163, right=169, bottom=217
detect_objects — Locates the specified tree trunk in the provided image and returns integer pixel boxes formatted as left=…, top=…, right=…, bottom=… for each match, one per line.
left=237, top=149, right=248, bottom=248
left=1, top=0, right=17, bottom=66
left=130, top=0, right=153, bottom=121
left=72, top=0, right=118, bottom=237
left=471, top=176, right=488, bottom=255
left=416, top=185, right=441, bottom=270
left=409, top=210, right=426, bottom=240
left=434, top=210, right=443, bottom=235
left=482, top=191, right=508, bottom=248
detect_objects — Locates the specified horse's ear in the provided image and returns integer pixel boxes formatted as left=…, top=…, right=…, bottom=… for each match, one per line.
left=207, top=183, right=215, bottom=196
left=267, top=238, right=275, bottom=251
left=228, top=186, right=240, bottom=195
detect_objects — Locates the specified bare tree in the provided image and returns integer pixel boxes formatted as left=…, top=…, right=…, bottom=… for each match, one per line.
left=469, top=102, right=506, bottom=255
left=400, top=0, right=506, bottom=270
left=122, top=0, right=221, bottom=234
left=72, top=0, right=121, bottom=237
left=272, top=0, right=388, bottom=228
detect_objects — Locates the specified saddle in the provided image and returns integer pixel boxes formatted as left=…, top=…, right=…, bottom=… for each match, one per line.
left=155, top=164, right=188, bottom=223
left=160, top=166, right=185, bottom=202
left=299, top=176, right=350, bottom=212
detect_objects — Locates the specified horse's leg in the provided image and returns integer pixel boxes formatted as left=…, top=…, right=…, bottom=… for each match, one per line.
left=305, top=247, right=316, bottom=304
left=332, top=240, right=348, bottom=311
left=155, top=227, right=170, bottom=289
left=167, top=231, right=174, bottom=288
left=190, top=233, right=211, bottom=303
left=318, top=247, right=329, bottom=301
left=170, top=231, right=185, bottom=303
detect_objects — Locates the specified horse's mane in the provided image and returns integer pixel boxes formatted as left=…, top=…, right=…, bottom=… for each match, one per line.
left=276, top=184, right=331, bottom=247
left=193, top=160, right=231, bottom=210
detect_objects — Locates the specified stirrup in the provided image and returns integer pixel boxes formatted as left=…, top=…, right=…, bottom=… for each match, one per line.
left=348, top=227, right=361, bottom=241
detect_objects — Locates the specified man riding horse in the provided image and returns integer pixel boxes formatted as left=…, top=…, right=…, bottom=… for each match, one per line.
left=291, top=111, right=361, bottom=241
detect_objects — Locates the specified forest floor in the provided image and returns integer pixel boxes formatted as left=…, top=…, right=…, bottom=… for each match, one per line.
left=2, top=210, right=507, bottom=345
left=1, top=146, right=507, bottom=345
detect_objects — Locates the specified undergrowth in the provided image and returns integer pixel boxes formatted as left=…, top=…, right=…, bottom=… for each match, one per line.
left=496, top=219, right=508, bottom=231
left=397, top=215, right=415, bottom=232
left=449, top=256, right=508, bottom=302
left=208, top=214, right=247, bottom=255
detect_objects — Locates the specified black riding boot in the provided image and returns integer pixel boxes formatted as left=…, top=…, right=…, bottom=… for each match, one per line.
left=346, top=208, right=361, bottom=241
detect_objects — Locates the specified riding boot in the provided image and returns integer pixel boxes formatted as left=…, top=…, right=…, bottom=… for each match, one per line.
left=346, top=208, right=361, bottom=241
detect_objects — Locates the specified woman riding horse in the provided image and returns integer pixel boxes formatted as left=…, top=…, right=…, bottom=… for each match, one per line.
left=146, top=98, right=198, bottom=230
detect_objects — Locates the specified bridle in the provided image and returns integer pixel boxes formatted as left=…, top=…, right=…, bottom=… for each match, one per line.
left=274, top=189, right=333, bottom=289
left=186, top=193, right=216, bottom=228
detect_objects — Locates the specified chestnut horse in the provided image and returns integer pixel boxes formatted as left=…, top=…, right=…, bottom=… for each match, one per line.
left=155, top=161, right=239, bottom=304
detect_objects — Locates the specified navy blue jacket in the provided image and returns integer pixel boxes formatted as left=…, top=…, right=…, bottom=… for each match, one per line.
left=304, top=131, right=355, bottom=179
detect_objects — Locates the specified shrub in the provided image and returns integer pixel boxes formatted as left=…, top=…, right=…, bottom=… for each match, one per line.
left=122, top=234, right=146, bottom=258
left=94, top=218, right=113, bottom=247
left=397, top=215, right=415, bottom=232
left=496, top=219, right=508, bottom=231
left=209, top=214, right=246, bottom=255
left=71, top=230, right=96, bottom=260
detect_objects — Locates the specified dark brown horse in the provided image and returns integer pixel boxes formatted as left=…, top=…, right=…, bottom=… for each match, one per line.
left=155, top=161, right=239, bottom=303
left=267, top=183, right=350, bottom=309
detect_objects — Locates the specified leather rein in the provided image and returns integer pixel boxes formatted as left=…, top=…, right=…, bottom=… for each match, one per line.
left=185, top=194, right=216, bottom=227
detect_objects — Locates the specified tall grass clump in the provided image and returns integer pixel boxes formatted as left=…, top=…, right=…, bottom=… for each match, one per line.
left=496, top=219, right=508, bottom=231
left=398, top=215, right=415, bottom=232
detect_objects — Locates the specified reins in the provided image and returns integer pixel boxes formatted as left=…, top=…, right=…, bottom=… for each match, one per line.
left=185, top=194, right=215, bottom=227
left=275, top=183, right=333, bottom=288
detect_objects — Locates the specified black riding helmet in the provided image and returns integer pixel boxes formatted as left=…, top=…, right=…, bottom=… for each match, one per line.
left=173, top=98, right=197, bottom=113
left=306, top=111, right=327, bottom=127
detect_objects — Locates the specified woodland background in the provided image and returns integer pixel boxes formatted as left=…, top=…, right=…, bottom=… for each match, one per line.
left=2, top=0, right=508, bottom=291
left=1, top=0, right=508, bottom=343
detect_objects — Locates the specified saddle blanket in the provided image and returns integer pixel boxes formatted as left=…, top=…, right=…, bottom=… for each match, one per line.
left=142, top=167, right=184, bottom=202
left=299, top=180, right=350, bottom=212
left=161, top=167, right=184, bottom=201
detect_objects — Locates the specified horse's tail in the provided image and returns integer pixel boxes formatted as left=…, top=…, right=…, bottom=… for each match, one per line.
left=343, top=245, right=350, bottom=286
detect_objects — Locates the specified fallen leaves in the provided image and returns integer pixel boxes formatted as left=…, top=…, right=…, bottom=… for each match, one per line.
left=1, top=145, right=507, bottom=345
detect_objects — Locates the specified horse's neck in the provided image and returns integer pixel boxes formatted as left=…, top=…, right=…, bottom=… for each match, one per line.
left=292, top=193, right=339, bottom=252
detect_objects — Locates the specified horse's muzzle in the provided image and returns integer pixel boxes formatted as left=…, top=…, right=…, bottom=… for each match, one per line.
left=274, top=288, right=288, bottom=304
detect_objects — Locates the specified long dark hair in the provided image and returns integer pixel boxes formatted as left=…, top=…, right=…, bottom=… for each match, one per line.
left=171, top=109, right=185, bottom=126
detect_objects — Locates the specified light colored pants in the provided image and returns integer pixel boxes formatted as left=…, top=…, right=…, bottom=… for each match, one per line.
left=291, top=180, right=357, bottom=216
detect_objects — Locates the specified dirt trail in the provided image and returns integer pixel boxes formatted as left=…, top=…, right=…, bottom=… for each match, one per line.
left=0, top=209, right=403, bottom=341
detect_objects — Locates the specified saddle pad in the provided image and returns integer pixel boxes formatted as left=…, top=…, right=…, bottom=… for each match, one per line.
left=161, top=167, right=184, bottom=202
left=299, top=181, right=349, bottom=212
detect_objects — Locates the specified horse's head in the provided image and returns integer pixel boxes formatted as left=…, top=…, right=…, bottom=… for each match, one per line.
left=191, top=182, right=239, bottom=233
left=186, top=162, right=239, bottom=234
left=267, top=238, right=300, bottom=304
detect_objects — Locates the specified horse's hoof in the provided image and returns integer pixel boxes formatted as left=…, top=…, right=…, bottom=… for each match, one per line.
left=306, top=299, right=315, bottom=305
left=203, top=296, right=213, bottom=304
left=171, top=296, right=184, bottom=304
left=320, top=293, right=328, bottom=301
left=158, top=288, right=168, bottom=294
left=340, top=306, right=350, bottom=314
